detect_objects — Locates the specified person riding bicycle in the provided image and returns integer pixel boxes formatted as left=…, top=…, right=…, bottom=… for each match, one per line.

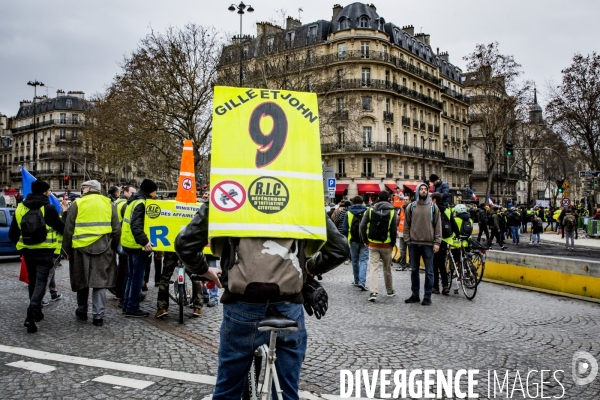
left=449, top=204, right=473, bottom=278
left=175, top=201, right=349, bottom=398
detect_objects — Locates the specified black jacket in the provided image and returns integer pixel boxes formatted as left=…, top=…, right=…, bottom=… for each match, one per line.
left=9, top=193, right=65, bottom=245
left=359, top=201, right=398, bottom=245
left=122, top=191, right=152, bottom=251
left=175, top=203, right=349, bottom=303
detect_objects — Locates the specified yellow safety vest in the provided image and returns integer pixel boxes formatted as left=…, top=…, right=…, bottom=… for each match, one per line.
left=115, top=198, right=127, bottom=223
left=346, top=212, right=362, bottom=243
left=72, top=194, right=113, bottom=248
left=366, top=208, right=394, bottom=244
left=203, top=244, right=213, bottom=255
left=121, top=199, right=145, bottom=249
left=451, top=216, right=473, bottom=248
left=15, top=204, right=58, bottom=250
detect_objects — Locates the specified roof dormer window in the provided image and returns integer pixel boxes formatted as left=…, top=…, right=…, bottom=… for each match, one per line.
left=359, top=16, right=369, bottom=28
left=308, top=25, right=317, bottom=38
left=340, top=18, right=348, bottom=29
left=378, top=19, right=384, bottom=30
left=66, top=99, right=73, bottom=109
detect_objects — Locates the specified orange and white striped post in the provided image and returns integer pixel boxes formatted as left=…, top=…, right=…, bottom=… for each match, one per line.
left=175, top=139, right=197, bottom=203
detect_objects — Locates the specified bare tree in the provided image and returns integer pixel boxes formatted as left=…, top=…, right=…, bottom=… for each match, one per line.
left=464, top=42, right=531, bottom=198
left=546, top=52, right=600, bottom=170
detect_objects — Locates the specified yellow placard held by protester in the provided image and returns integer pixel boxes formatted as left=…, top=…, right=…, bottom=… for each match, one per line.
left=210, top=86, right=326, bottom=243
left=144, top=200, right=201, bottom=252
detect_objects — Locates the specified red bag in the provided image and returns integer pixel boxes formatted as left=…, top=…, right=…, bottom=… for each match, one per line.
left=19, top=256, right=29, bottom=284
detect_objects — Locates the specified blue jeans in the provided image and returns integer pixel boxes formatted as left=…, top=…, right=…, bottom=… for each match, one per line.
left=123, top=251, right=147, bottom=313
left=408, top=243, right=434, bottom=298
left=212, top=302, right=307, bottom=400
left=532, top=233, right=540, bottom=243
left=349, top=242, right=368, bottom=286
left=510, top=226, right=520, bottom=244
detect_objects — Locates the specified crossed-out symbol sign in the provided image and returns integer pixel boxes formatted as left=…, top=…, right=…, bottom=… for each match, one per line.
left=181, top=178, right=193, bottom=190
left=562, top=197, right=571, bottom=207
left=211, top=180, right=247, bottom=212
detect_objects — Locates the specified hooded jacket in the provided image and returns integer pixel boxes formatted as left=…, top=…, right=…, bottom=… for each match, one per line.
left=9, top=193, right=65, bottom=245
left=341, top=204, right=368, bottom=238
left=359, top=200, right=397, bottom=247
left=433, top=180, right=450, bottom=206
left=403, top=183, right=441, bottom=245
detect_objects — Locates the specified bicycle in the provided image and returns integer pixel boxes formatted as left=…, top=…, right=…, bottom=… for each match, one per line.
left=445, top=235, right=479, bottom=300
left=469, top=238, right=487, bottom=284
left=243, top=304, right=299, bottom=400
left=169, top=262, right=211, bottom=324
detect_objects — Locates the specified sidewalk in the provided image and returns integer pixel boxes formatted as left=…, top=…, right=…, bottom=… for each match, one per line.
left=474, top=223, right=600, bottom=249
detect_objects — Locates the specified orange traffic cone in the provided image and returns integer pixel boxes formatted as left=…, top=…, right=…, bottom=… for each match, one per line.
left=175, top=140, right=197, bottom=203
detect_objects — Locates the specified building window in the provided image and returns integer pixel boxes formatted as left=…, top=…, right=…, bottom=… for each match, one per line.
left=337, top=43, right=346, bottom=60
left=361, top=68, right=371, bottom=86
left=337, top=127, right=345, bottom=147
left=378, top=19, right=385, bottom=30
left=336, top=97, right=345, bottom=111
left=443, top=123, right=447, bottom=135
left=72, top=130, right=78, bottom=138
left=386, top=159, right=392, bottom=174
left=60, top=113, right=66, bottom=123
left=402, top=78, right=407, bottom=87
left=382, top=45, right=388, bottom=56
left=444, top=146, right=448, bottom=156
left=362, top=96, right=372, bottom=111
left=72, top=114, right=79, bottom=124
left=360, top=41, right=370, bottom=58
left=402, top=104, right=407, bottom=117
left=362, top=127, right=372, bottom=147
left=59, top=129, right=66, bottom=139
left=385, top=98, right=391, bottom=112
left=338, top=159, right=345, bottom=174
left=359, top=16, right=369, bottom=28
left=404, top=132, right=408, bottom=145
left=66, top=99, right=72, bottom=109
left=286, top=31, right=295, bottom=42
left=413, top=134, right=417, bottom=146
left=267, top=37, right=274, bottom=52
left=386, top=128, right=392, bottom=145
left=308, top=25, right=317, bottom=38
left=363, top=158, right=372, bottom=175
left=340, top=18, right=348, bottom=29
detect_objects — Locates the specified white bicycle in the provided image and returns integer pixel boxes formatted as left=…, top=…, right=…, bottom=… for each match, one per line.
left=243, top=305, right=299, bottom=400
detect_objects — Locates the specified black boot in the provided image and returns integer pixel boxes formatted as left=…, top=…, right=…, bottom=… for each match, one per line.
left=24, top=308, right=37, bottom=333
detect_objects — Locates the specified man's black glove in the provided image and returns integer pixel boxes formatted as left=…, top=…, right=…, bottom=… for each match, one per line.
left=302, top=276, right=328, bottom=319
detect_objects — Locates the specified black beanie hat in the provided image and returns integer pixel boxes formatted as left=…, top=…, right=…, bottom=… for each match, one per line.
left=140, top=179, right=158, bottom=194
left=378, top=190, right=389, bottom=201
left=429, top=174, right=439, bottom=182
left=31, top=180, right=50, bottom=194
left=108, top=186, right=120, bottom=197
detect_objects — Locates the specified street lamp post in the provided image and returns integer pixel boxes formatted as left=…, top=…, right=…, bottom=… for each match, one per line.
left=228, top=2, right=254, bottom=86
left=421, top=137, right=435, bottom=184
left=27, top=80, right=44, bottom=173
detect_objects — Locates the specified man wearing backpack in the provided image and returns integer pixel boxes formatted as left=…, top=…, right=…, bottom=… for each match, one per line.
left=404, top=183, right=441, bottom=306
left=360, top=191, right=398, bottom=301
left=476, top=204, right=490, bottom=243
left=450, top=204, right=474, bottom=271
left=563, top=209, right=577, bottom=250
left=9, top=180, right=68, bottom=333
left=489, top=207, right=507, bottom=250
left=62, top=180, right=121, bottom=327
left=342, top=195, right=369, bottom=291
left=431, top=193, right=453, bottom=295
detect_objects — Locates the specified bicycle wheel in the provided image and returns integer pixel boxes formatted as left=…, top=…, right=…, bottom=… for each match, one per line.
left=460, top=258, right=478, bottom=300
left=178, top=284, right=185, bottom=324
left=471, top=252, right=485, bottom=284
left=445, top=254, right=455, bottom=292
left=242, top=351, right=262, bottom=400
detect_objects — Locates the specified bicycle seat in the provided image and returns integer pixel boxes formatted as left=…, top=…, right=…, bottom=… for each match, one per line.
left=258, top=305, right=298, bottom=332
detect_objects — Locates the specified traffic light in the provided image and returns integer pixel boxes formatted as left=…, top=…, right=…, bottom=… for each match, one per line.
left=63, top=175, right=69, bottom=188
left=505, top=142, right=514, bottom=156
left=556, top=179, right=564, bottom=194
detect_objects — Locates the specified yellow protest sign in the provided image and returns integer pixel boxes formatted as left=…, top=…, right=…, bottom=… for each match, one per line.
left=209, top=86, right=326, bottom=243
left=143, top=199, right=201, bottom=252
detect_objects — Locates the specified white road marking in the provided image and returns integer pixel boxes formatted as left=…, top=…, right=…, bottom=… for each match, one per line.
left=92, top=374, right=154, bottom=389
left=0, top=344, right=215, bottom=385
left=321, top=395, right=374, bottom=400
left=7, top=360, right=56, bottom=373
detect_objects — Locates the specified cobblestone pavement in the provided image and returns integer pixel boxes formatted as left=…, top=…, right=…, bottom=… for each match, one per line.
left=0, top=256, right=598, bottom=399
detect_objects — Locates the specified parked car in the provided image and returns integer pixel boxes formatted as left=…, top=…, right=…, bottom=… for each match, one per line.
left=0, top=207, right=18, bottom=256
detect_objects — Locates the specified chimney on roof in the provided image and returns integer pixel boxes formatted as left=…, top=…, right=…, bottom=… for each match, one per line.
left=332, top=4, right=343, bottom=20
left=439, top=51, right=449, bottom=62
left=67, top=91, right=85, bottom=99
left=20, top=100, right=32, bottom=108
left=57, top=90, right=65, bottom=97
left=369, top=3, right=377, bottom=12
left=414, top=33, right=430, bottom=46
left=286, top=16, right=302, bottom=30
left=402, top=25, right=414, bottom=36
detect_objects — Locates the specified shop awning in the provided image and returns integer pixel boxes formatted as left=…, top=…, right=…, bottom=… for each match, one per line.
left=384, top=184, right=398, bottom=192
left=357, top=183, right=381, bottom=194
left=403, top=183, right=433, bottom=193
left=335, top=184, right=349, bottom=194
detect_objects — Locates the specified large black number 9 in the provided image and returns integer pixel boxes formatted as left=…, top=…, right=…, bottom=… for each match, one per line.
left=248, top=102, right=288, bottom=168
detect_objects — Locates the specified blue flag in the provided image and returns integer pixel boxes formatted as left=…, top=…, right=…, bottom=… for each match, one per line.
left=20, top=166, right=62, bottom=212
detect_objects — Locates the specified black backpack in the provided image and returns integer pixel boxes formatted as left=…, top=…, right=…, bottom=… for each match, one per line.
left=21, top=207, right=47, bottom=245
left=459, top=217, right=474, bottom=237
left=367, top=208, right=391, bottom=242
left=439, top=209, right=453, bottom=239
left=350, top=210, right=365, bottom=243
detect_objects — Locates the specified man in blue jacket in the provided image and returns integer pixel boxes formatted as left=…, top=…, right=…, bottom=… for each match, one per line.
left=429, top=174, right=450, bottom=206
left=342, top=196, right=369, bottom=291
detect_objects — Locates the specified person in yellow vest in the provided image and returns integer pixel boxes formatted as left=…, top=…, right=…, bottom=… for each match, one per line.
left=114, top=184, right=136, bottom=305
left=9, top=180, right=68, bottom=333
left=62, top=180, right=121, bottom=327
left=121, top=179, right=157, bottom=318
left=449, top=204, right=474, bottom=279
left=359, top=190, right=398, bottom=302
